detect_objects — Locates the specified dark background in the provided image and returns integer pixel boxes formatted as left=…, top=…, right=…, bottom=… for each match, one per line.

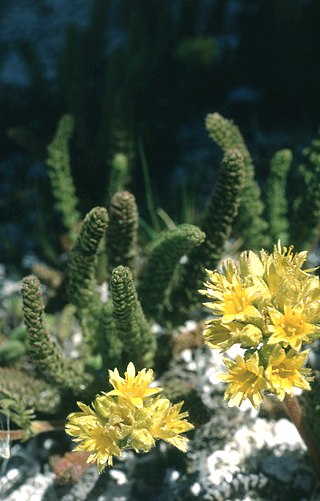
left=1, top=0, right=320, bottom=266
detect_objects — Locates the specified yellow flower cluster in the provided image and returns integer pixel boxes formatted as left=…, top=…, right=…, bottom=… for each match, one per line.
left=200, top=242, right=320, bottom=409
left=65, top=362, right=194, bottom=472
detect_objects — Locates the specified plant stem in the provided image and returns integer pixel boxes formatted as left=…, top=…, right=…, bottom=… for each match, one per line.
left=283, top=394, right=320, bottom=477
left=0, top=420, right=65, bottom=442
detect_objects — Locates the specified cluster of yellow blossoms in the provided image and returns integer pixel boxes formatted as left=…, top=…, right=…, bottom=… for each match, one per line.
left=65, top=362, right=194, bottom=472
left=200, top=242, right=320, bottom=409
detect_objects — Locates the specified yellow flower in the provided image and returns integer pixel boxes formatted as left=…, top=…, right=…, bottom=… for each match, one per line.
left=219, top=352, right=269, bottom=409
left=65, top=399, right=130, bottom=471
left=203, top=319, right=241, bottom=351
left=238, top=324, right=263, bottom=348
left=264, top=345, right=312, bottom=400
left=238, top=250, right=265, bottom=279
left=220, top=258, right=238, bottom=283
left=201, top=272, right=262, bottom=323
left=267, top=305, right=318, bottom=350
left=262, top=241, right=319, bottom=310
left=203, top=320, right=262, bottom=351
left=148, top=397, right=194, bottom=452
left=107, top=362, right=162, bottom=408
left=201, top=241, right=320, bottom=407
left=66, top=363, right=194, bottom=472
left=130, top=427, right=155, bottom=452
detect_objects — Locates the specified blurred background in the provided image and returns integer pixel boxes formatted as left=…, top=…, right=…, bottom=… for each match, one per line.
left=1, top=0, right=320, bottom=268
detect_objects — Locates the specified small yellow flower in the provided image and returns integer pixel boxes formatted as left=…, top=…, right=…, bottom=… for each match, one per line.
left=107, top=362, right=162, bottom=408
left=203, top=319, right=241, bottom=351
left=262, top=241, right=318, bottom=310
left=66, top=363, right=194, bottom=472
left=130, top=427, right=155, bottom=452
left=267, top=305, right=318, bottom=350
left=264, top=345, right=312, bottom=400
left=203, top=320, right=262, bottom=351
left=219, top=352, right=269, bottom=409
left=238, top=324, right=263, bottom=347
left=201, top=273, right=262, bottom=323
left=148, top=397, right=194, bottom=452
left=65, top=399, right=129, bottom=471
left=238, top=250, right=265, bottom=279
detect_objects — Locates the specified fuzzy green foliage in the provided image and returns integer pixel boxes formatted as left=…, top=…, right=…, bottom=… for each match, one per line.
left=17, top=118, right=250, bottom=427
left=0, top=368, right=61, bottom=438
left=111, top=265, right=155, bottom=368
left=291, top=135, right=320, bottom=249
left=106, top=191, right=139, bottom=278
left=46, top=115, right=81, bottom=241
left=168, top=148, right=245, bottom=315
left=139, top=224, right=205, bottom=318
left=195, top=148, right=245, bottom=264
left=0, top=368, right=61, bottom=415
left=0, top=395, right=35, bottom=440
left=98, top=300, right=122, bottom=369
left=0, top=298, right=27, bottom=365
left=265, top=149, right=292, bottom=245
left=68, top=206, right=108, bottom=347
left=15, top=108, right=320, bottom=452
left=21, top=275, right=90, bottom=394
left=68, top=206, right=108, bottom=309
left=205, top=113, right=268, bottom=249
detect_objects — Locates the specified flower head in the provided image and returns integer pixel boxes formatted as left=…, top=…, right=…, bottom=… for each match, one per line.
left=201, top=241, right=320, bottom=409
left=219, top=352, right=269, bottom=409
left=203, top=320, right=262, bottom=351
left=148, top=397, right=194, bottom=452
left=203, top=319, right=241, bottom=351
left=107, top=362, right=162, bottom=408
left=65, top=399, right=127, bottom=471
left=201, top=272, right=263, bottom=323
left=267, top=305, right=318, bottom=350
left=262, top=241, right=318, bottom=310
left=264, top=345, right=312, bottom=400
left=66, top=363, right=193, bottom=472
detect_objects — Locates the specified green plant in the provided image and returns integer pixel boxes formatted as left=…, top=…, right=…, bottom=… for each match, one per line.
left=203, top=112, right=320, bottom=255
left=291, top=132, right=320, bottom=249
left=265, top=149, right=292, bottom=245
left=46, top=114, right=81, bottom=244
left=4, top=109, right=320, bottom=482
left=167, top=148, right=245, bottom=317
left=205, top=112, right=269, bottom=249
left=0, top=113, right=246, bottom=446
left=200, top=242, right=320, bottom=474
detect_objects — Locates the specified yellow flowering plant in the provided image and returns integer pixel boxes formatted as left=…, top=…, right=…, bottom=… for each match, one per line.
left=65, top=362, right=194, bottom=472
left=200, top=241, right=320, bottom=475
left=200, top=241, right=320, bottom=410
